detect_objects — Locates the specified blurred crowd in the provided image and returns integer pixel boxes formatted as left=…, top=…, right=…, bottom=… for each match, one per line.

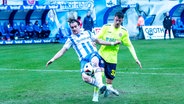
left=0, top=20, right=51, bottom=41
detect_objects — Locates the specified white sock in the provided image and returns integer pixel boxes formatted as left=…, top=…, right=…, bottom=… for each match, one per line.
left=106, top=84, right=113, bottom=89
left=94, top=71, right=103, bottom=88
left=88, top=77, right=98, bottom=87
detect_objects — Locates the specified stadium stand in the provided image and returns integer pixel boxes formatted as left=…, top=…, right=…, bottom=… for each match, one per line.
left=55, top=27, right=71, bottom=43
left=0, top=3, right=59, bottom=44
left=172, top=18, right=184, bottom=37
left=0, top=23, right=6, bottom=40
left=19, top=22, right=28, bottom=39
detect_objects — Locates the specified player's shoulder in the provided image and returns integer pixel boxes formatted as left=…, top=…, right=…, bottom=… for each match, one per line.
left=121, top=26, right=127, bottom=31
left=102, top=24, right=112, bottom=30
left=81, top=30, right=87, bottom=34
left=82, top=30, right=91, bottom=34
left=67, top=35, right=73, bottom=40
left=82, top=30, right=94, bottom=37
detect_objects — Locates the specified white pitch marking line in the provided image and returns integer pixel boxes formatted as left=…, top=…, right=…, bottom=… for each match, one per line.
left=0, top=68, right=184, bottom=76
left=118, top=72, right=184, bottom=76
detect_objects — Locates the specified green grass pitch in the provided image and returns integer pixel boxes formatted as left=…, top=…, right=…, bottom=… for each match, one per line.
left=0, top=38, right=184, bottom=104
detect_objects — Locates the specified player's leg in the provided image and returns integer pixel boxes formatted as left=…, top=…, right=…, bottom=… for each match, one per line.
left=80, top=60, right=97, bottom=86
left=92, top=68, right=105, bottom=102
left=92, top=67, right=105, bottom=95
left=92, top=67, right=105, bottom=102
left=91, top=55, right=106, bottom=102
left=104, top=63, right=119, bottom=97
left=81, top=72, right=101, bottom=87
left=105, top=78, right=119, bottom=96
left=92, top=86, right=99, bottom=102
left=168, top=29, right=171, bottom=39
left=80, top=61, right=105, bottom=91
left=91, top=56, right=105, bottom=91
left=81, top=66, right=105, bottom=102
left=164, top=29, right=167, bottom=40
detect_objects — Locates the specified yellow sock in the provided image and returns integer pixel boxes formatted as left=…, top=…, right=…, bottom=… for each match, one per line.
left=94, top=86, right=99, bottom=93
left=106, top=84, right=112, bottom=88
left=102, top=72, right=104, bottom=77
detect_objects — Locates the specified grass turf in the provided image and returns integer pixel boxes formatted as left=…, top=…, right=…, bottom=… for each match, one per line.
left=0, top=38, right=184, bottom=104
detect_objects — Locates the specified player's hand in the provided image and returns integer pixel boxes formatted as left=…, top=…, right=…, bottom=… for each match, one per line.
left=46, top=60, right=53, bottom=67
left=136, top=59, right=142, bottom=69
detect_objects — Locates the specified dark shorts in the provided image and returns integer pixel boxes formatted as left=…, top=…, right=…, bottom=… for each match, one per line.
left=102, top=58, right=117, bottom=80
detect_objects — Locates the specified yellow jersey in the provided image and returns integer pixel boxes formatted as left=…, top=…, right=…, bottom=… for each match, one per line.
left=97, top=24, right=138, bottom=64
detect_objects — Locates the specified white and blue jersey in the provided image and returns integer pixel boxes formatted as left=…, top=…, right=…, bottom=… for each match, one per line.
left=63, top=31, right=104, bottom=72
left=63, top=31, right=97, bottom=61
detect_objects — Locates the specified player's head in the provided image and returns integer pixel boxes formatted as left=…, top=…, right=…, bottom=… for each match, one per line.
left=87, top=10, right=91, bottom=17
left=77, top=16, right=81, bottom=20
left=114, top=12, right=124, bottom=28
left=68, top=19, right=81, bottom=35
left=166, top=12, right=170, bottom=17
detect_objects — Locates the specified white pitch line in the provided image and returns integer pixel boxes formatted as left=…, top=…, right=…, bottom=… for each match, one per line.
left=0, top=68, right=184, bottom=76
left=0, top=68, right=79, bottom=72
left=118, top=72, right=184, bottom=76
left=122, top=67, right=184, bottom=70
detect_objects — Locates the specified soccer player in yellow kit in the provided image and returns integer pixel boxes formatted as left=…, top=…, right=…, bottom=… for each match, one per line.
left=93, top=11, right=142, bottom=100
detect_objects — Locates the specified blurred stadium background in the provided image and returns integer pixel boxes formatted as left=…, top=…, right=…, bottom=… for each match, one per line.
left=0, top=0, right=184, bottom=44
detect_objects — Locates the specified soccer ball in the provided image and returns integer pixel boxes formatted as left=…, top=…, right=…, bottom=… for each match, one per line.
left=84, top=62, right=94, bottom=76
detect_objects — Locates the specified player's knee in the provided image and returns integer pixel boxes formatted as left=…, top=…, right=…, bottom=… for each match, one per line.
left=91, top=56, right=99, bottom=67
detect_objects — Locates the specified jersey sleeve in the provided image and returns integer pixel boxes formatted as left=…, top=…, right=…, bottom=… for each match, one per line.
left=121, top=29, right=131, bottom=47
left=87, top=31, right=97, bottom=41
left=121, top=28, right=138, bottom=61
left=63, top=38, right=72, bottom=50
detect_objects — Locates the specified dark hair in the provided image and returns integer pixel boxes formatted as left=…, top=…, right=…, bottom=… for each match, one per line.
left=77, top=16, right=81, bottom=20
left=115, top=12, right=124, bottom=18
left=68, top=19, right=80, bottom=26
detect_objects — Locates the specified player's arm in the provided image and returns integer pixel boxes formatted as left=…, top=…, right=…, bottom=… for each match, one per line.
left=127, top=44, right=142, bottom=69
left=122, top=32, right=142, bottom=69
left=46, top=47, right=68, bottom=67
left=95, top=39, right=121, bottom=46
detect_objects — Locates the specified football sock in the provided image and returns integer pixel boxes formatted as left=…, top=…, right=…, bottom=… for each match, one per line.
left=93, top=70, right=104, bottom=95
left=88, top=77, right=99, bottom=87
left=106, top=84, right=112, bottom=88
left=102, top=72, right=104, bottom=77
left=86, top=74, right=103, bottom=87
left=94, top=86, right=99, bottom=94
left=94, top=71, right=103, bottom=88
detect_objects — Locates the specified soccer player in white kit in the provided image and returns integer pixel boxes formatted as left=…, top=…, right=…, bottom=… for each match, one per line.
left=46, top=19, right=120, bottom=102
